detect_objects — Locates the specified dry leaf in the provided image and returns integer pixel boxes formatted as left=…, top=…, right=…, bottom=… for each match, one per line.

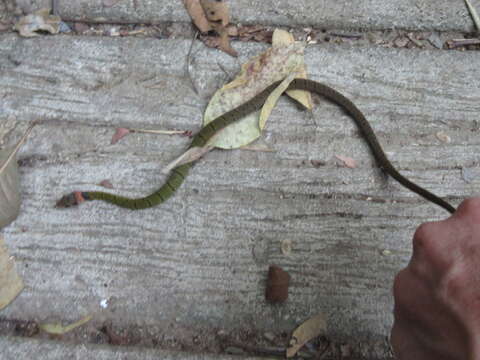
left=162, top=145, right=213, bottom=174
left=286, top=313, right=327, bottom=358
left=272, top=30, right=312, bottom=110
left=0, top=235, right=24, bottom=310
left=436, top=131, right=451, bottom=143
left=335, top=155, right=357, bottom=168
left=111, top=128, right=131, bottom=144
left=280, top=239, right=292, bottom=256
left=218, top=28, right=238, bottom=57
left=39, top=314, right=92, bottom=335
left=0, top=124, right=36, bottom=229
left=184, top=0, right=211, bottom=33
left=14, top=8, right=62, bottom=37
left=203, top=35, right=305, bottom=149
left=188, top=0, right=236, bottom=56
left=200, top=0, right=229, bottom=26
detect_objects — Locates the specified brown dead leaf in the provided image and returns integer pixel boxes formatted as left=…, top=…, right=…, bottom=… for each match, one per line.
left=218, top=28, right=238, bottom=57
left=186, top=0, right=236, bottom=56
left=184, top=0, right=211, bottom=33
left=200, top=0, right=229, bottom=26
left=335, top=155, right=357, bottom=169
left=0, top=235, right=24, bottom=310
left=286, top=313, right=327, bottom=358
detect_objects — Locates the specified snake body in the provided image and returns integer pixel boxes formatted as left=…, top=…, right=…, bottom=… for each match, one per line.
left=56, top=79, right=455, bottom=213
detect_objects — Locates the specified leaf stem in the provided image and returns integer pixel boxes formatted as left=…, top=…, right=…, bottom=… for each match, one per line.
left=0, top=122, right=37, bottom=174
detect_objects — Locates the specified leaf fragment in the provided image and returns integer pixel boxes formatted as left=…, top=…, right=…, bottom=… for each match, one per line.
left=39, top=314, right=92, bottom=335
left=162, top=145, right=213, bottom=174
left=14, top=8, right=62, bottom=37
left=465, top=0, right=480, bottom=31
left=0, top=235, right=24, bottom=310
left=0, top=123, right=36, bottom=229
left=286, top=313, right=327, bottom=358
left=184, top=0, right=212, bottom=33
left=111, top=128, right=131, bottom=144
left=335, top=155, right=357, bottom=169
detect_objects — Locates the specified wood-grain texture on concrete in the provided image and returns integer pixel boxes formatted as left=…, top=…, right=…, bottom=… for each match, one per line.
left=1, top=35, right=479, bottom=358
left=48, top=0, right=477, bottom=32
left=0, top=336, right=263, bottom=360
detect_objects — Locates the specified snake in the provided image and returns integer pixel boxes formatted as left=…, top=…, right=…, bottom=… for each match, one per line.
left=56, top=78, right=456, bottom=214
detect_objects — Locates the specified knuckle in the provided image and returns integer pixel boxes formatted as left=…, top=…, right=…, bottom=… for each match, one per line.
left=412, top=222, right=437, bottom=254
left=457, top=198, right=480, bottom=220
left=438, top=266, right=467, bottom=304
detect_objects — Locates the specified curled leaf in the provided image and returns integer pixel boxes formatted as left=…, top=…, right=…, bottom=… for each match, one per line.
left=286, top=313, right=327, bottom=358
left=184, top=0, right=212, bottom=33
left=0, top=235, right=24, bottom=310
left=39, top=314, right=92, bottom=335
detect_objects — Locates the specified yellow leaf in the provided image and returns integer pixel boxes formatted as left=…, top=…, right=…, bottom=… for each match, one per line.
left=203, top=39, right=305, bottom=149
left=39, top=314, right=92, bottom=335
left=286, top=313, right=327, bottom=358
left=272, top=29, right=312, bottom=110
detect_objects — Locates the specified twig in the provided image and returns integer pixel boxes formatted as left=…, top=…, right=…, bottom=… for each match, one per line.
left=447, top=38, right=480, bottom=48
left=240, top=145, right=276, bottom=152
left=0, top=122, right=37, bottom=174
left=328, top=31, right=362, bottom=39
left=129, top=128, right=192, bottom=136
left=465, top=0, right=480, bottom=31
left=185, top=31, right=199, bottom=95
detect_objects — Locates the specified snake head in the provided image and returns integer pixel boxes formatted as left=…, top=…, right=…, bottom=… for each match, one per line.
left=55, top=191, right=85, bottom=208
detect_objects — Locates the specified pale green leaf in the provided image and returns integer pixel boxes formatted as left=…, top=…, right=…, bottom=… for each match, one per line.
left=0, top=235, right=24, bottom=310
left=39, top=314, right=92, bottom=335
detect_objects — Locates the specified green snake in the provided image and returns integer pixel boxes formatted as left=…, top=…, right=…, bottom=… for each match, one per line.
left=56, top=78, right=456, bottom=214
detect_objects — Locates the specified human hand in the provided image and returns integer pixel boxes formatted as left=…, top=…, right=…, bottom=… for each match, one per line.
left=391, top=198, right=480, bottom=360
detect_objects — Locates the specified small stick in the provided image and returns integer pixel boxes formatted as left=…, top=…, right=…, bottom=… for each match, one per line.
left=129, top=128, right=192, bottom=136
left=328, top=31, right=363, bottom=39
left=185, top=31, right=199, bottom=94
left=0, top=121, right=37, bottom=174
left=447, top=38, right=480, bottom=48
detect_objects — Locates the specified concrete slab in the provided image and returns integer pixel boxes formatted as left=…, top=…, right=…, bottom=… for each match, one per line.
left=0, top=34, right=479, bottom=359
left=0, top=336, right=263, bottom=360
left=31, top=0, right=478, bottom=32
